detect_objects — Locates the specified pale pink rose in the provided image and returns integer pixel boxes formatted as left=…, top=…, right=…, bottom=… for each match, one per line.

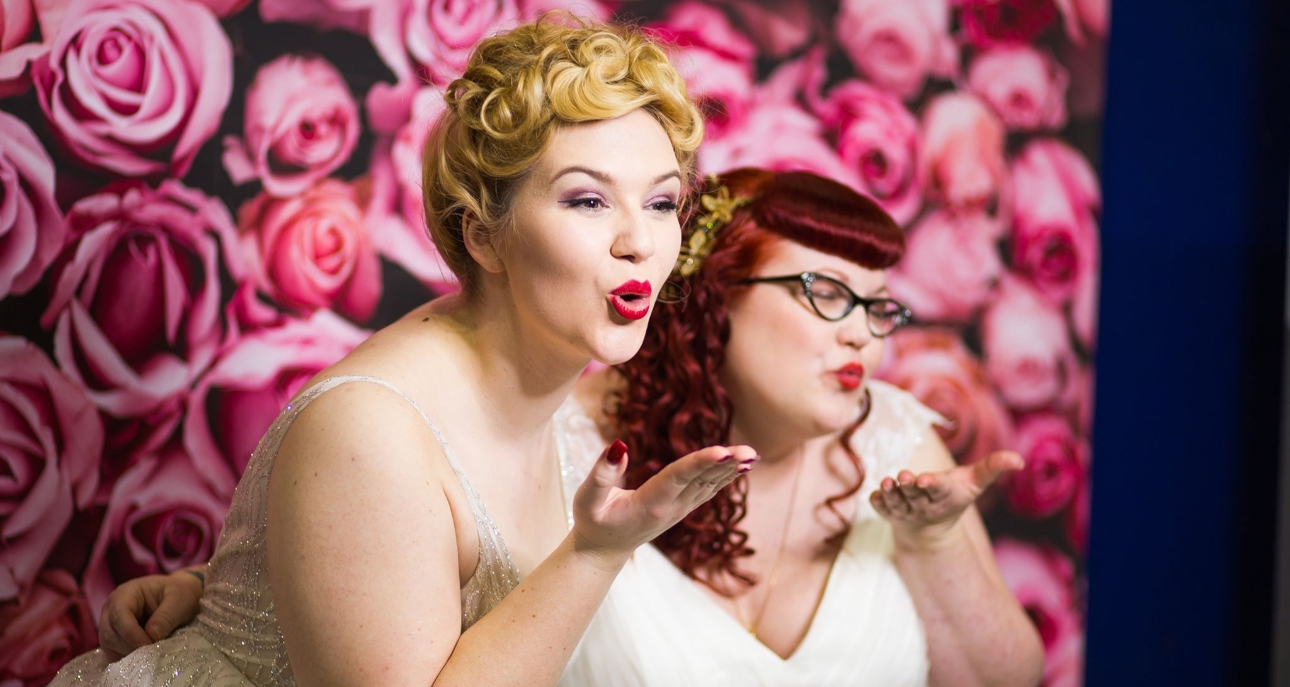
left=1005, top=412, right=1086, bottom=518
left=222, top=54, right=360, bottom=198
left=955, top=0, right=1058, bottom=49
left=878, top=328, right=1015, bottom=468
left=0, top=569, right=96, bottom=686
left=30, top=0, right=232, bottom=177
left=980, top=276, right=1075, bottom=411
left=722, top=0, right=813, bottom=59
left=40, top=181, right=241, bottom=418
left=237, top=179, right=382, bottom=323
left=366, top=87, right=460, bottom=293
left=0, top=337, right=101, bottom=604
left=835, top=0, right=956, bottom=100
left=368, top=0, right=518, bottom=87
left=258, top=0, right=371, bottom=34
left=1057, top=362, right=1093, bottom=435
left=1054, top=0, right=1108, bottom=44
left=517, top=0, right=609, bottom=22
left=993, top=539, right=1084, bottom=687
left=1069, top=262, right=1097, bottom=351
left=919, top=93, right=1008, bottom=212
left=0, top=0, right=64, bottom=98
left=0, top=111, right=64, bottom=300
left=967, top=46, right=1069, bottom=132
left=81, top=439, right=229, bottom=616
left=815, top=80, right=922, bottom=224
left=1011, top=138, right=1100, bottom=303
left=649, top=1, right=756, bottom=141
left=185, top=310, right=369, bottom=497
left=887, top=210, right=1002, bottom=322
left=194, top=0, right=250, bottom=16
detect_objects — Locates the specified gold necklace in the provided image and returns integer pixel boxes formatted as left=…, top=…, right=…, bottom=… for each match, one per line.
left=736, top=443, right=807, bottom=639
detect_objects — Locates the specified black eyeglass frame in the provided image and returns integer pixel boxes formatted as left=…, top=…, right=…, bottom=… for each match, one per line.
left=741, top=272, right=913, bottom=337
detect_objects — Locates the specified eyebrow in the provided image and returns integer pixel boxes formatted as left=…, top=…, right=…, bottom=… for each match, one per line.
left=551, top=166, right=682, bottom=188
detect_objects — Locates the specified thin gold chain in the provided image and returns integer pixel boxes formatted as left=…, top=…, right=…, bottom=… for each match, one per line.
left=736, top=443, right=808, bottom=639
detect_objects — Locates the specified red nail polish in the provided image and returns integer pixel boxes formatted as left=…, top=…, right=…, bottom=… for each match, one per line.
left=607, top=439, right=628, bottom=465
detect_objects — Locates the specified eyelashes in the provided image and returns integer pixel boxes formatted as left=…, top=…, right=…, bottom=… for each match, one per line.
left=560, top=196, right=679, bottom=213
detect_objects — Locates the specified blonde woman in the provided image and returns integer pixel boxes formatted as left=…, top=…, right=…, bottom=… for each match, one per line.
left=51, top=17, right=756, bottom=687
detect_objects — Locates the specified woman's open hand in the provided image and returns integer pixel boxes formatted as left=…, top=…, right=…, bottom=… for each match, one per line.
left=870, top=450, right=1024, bottom=549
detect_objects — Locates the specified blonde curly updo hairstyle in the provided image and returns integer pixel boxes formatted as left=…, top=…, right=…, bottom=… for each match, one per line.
left=423, top=15, right=705, bottom=292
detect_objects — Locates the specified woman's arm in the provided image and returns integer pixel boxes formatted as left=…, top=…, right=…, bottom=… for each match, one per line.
left=871, top=428, right=1045, bottom=687
left=268, top=382, right=753, bottom=687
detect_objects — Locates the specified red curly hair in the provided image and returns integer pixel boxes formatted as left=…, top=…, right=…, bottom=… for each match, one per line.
left=612, top=168, right=905, bottom=588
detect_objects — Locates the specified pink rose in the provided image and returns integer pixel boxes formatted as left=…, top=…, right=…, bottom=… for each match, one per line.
left=835, top=0, right=956, bottom=100
left=0, top=111, right=64, bottom=300
left=258, top=0, right=371, bottom=34
left=185, top=310, right=369, bottom=497
left=81, top=439, right=229, bottom=616
left=722, top=0, right=813, bottom=60
left=815, top=80, right=922, bottom=224
left=919, top=93, right=1008, bottom=212
left=887, top=210, right=1002, bottom=322
left=1065, top=470, right=1089, bottom=552
left=1070, top=263, right=1097, bottom=351
left=518, top=0, right=609, bottom=22
left=967, top=46, right=1069, bottom=132
left=368, top=0, right=518, bottom=87
left=993, top=539, right=1084, bottom=687
left=40, top=180, right=240, bottom=418
left=194, top=0, right=251, bottom=16
left=1054, top=0, right=1107, bottom=44
left=0, top=0, right=64, bottom=98
left=648, top=2, right=756, bottom=141
left=878, top=328, right=1015, bottom=468
left=0, top=337, right=101, bottom=604
left=1011, top=138, right=1100, bottom=303
left=1005, top=412, right=1086, bottom=518
left=955, top=0, right=1058, bottom=49
left=30, top=0, right=232, bottom=177
left=0, top=569, right=96, bottom=686
left=366, top=87, right=461, bottom=293
left=221, top=54, right=360, bottom=198
left=980, top=276, right=1075, bottom=411
left=237, top=179, right=382, bottom=323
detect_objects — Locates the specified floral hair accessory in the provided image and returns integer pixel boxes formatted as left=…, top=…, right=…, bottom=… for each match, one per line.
left=674, top=180, right=752, bottom=278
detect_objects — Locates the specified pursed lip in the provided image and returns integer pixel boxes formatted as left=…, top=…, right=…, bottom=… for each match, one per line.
left=609, top=280, right=652, bottom=321
left=833, top=362, right=866, bottom=390
left=611, top=280, right=652, bottom=298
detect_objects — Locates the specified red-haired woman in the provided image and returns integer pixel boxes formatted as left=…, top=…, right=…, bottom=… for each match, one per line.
left=95, top=168, right=1044, bottom=686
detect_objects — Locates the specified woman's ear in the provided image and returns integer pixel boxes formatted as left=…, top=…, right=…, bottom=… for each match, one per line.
left=462, top=213, right=505, bottom=275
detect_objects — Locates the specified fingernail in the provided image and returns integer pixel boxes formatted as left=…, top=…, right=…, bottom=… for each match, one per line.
left=719, top=452, right=733, bottom=463
left=607, top=439, right=627, bottom=465
left=738, top=465, right=752, bottom=473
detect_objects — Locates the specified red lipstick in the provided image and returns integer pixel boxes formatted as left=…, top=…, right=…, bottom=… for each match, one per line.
left=609, top=280, right=652, bottom=321
left=834, top=363, right=866, bottom=391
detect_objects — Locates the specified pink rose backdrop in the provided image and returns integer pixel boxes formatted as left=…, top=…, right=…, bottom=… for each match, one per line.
left=0, top=0, right=1106, bottom=683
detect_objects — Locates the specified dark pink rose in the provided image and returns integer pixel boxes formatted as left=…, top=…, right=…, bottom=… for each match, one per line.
left=0, top=111, right=64, bottom=300
left=835, top=0, right=956, bottom=99
left=815, top=80, right=922, bottom=224
left=878, top=328, right=1015, bottom=468
left=0, top=337, right=101, bottom=604
left=366, top=87, right=461, bottom=293
left=919, top=93, right=1007, bottom=212
left=0, top=569, right=96, bottom=686
left=980, top=276, right=1075, bottom=411
left=993, top=539, right=1084, bottom=687
left=0, top=0, right=64, bottom=98
left=368, top=0, right=518, bottom=87
left=222, top=54, right=360, bottom=198
left=40, top=180, right=241, bottom=419
left=967, top=46, right=1069, bottom=132
left=81, top=439, right=229, bottom=616
left=648, top=2, right=756, bottom=141
left=1011, top=138, right=1100, bottom=303
left=237, top=179, right=381, bottom=323
left=30, top=0, right=232, bottom=177
left=194, top=0, right=251, bottom=16
left=258, top=0, right=371, bottom=34
left=1054, top=0, right=1107, bottom=44
left=887, top=210, right=1002, bottom=322
left=185, top=310, right=369, bottom=497
left=1070, top=262, right=1097, bottom=351
left=955, top=0, right=1058, bottom=49
left=723, top=0, right=813, bottom=59
left=1005, top=412, right=1086, bottom=518
left=1065, top=466, right=1089, bottom=553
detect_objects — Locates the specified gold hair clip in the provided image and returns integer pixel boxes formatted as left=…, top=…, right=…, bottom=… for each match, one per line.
left=674, top=182, right=750, bottom=278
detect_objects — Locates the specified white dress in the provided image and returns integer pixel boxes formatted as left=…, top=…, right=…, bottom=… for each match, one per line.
left=557, top=379, right=941, bottom=687
left=52, top=375, right=579, bottom=687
